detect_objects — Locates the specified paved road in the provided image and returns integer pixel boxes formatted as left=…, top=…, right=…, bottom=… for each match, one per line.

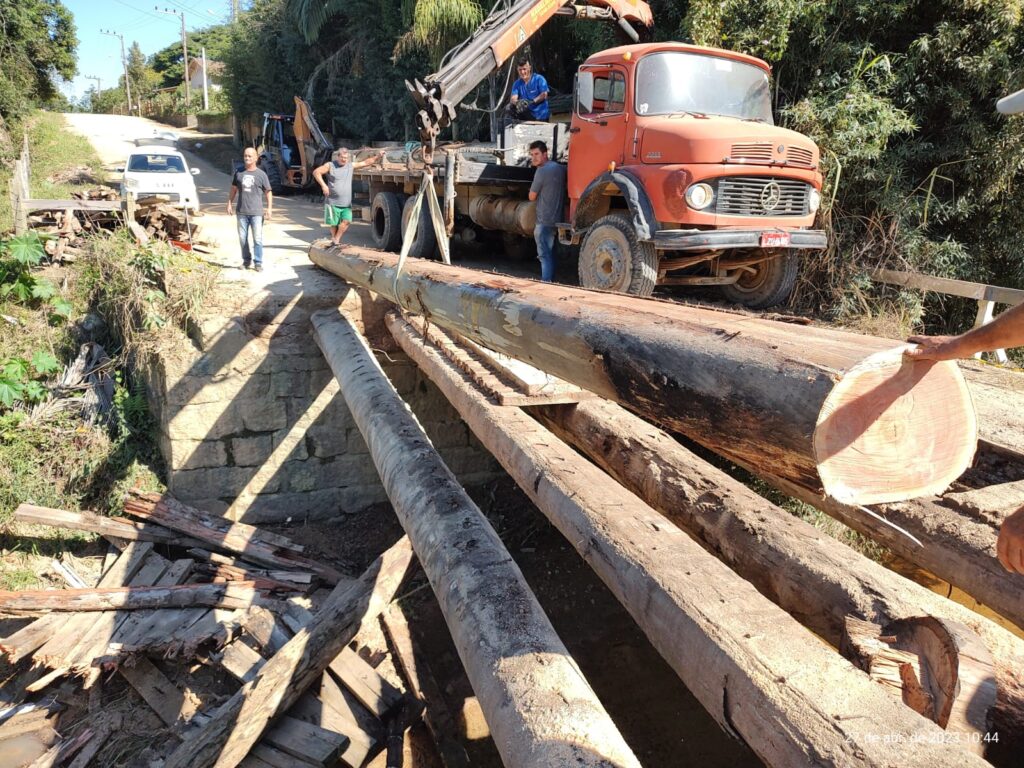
left=61, top=113, right=377, bottom=287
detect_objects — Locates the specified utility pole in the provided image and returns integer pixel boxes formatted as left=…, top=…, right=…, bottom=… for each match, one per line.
left=201, top=47, right=209, bottom=110
left=155, top=7, right=190, bottom=109
left=100, top=29, right=131, bottom=113
left=230, top=0, right=239, bottom=23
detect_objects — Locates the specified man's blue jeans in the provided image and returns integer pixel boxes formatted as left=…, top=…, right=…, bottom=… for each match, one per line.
left=534, top=224, right=557, bottom=282
left=237, top=214, right=264, bottom=267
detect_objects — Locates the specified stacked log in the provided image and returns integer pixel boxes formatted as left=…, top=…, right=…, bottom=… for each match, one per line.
left=307, top=244, right=977, bottom=506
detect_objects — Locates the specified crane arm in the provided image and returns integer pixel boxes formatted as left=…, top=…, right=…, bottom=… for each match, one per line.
left=407, top=0, right=653, bottom=158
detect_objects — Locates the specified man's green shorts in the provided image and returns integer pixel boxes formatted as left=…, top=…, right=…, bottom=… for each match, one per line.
left=324, top=204, right=353, bottom=226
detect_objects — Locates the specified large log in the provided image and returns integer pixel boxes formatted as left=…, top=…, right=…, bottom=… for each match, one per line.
left=308, top=243, right=976, bottom=505
left=311, top=307, right=642, bottom=768
left=163, top=538, right=414, bottom=768
left=532, top=398, right=1024, bottom=756
left=734, top=463, right=1024, bottom=633
left=386, top=312, right=992, bottom=768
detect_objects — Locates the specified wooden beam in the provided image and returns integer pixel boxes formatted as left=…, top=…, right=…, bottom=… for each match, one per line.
left=386, top=311, right=993, bottom=768
left=0, top=582, right=268, bottom=613
left=120, top=656, right=194, bottom=726
left=14, top=504, right=203, bottom=547
left=871, top=268, right=1024, bottom=306
left=162, top=538, right=414, bottom=768
left=311, top=307, right=642, bottom=768
left=308, top=244, right=977, bottom=505
left=531, top=397, right=1024, bottom=753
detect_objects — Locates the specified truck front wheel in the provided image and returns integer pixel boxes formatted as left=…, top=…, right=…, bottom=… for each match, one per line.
left=578, top=214, right=657, bottom=296
left=371, top=191, right=403, bottom=252
left=719, top=250, right=799, bottom=309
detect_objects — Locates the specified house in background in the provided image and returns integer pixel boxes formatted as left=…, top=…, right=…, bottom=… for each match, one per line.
left=187, top=57, right=225, bottom=94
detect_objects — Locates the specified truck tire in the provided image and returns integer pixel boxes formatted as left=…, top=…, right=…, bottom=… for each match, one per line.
left=401, top=195, right=438, bottom=259
left=720, top=250, right=799, bottom=309
left=578, top=213, right=657, bottom=296
left=371, top=191, right=403, bottom=252
left=258, top=154, right=284, bottom=195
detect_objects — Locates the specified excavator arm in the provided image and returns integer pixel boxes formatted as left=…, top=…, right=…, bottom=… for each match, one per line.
left=407, top=0, right=653, bottom=158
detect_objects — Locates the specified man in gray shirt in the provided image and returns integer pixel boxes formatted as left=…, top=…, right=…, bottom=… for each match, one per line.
left=528, top=140, right=567, bottom=282
left=227, top=147, right=272, bottom=271
left=312, top=147, right=385, bottom=247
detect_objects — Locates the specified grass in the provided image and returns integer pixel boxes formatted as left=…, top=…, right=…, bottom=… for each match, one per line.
left=0, top=111, right=105, bottom=234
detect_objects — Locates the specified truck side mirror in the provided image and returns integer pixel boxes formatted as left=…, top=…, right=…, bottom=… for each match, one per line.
left=576, top=71, right=594, bottom=114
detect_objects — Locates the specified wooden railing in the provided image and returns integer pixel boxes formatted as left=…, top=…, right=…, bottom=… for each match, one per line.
left=871, top=268, right=1024, bottom=363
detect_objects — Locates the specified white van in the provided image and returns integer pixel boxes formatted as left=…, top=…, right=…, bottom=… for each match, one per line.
left=120, top=146, right=201, bottom=211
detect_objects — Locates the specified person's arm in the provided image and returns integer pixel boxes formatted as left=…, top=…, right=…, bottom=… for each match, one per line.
left=312, top=163, right=331, bottom=196
left=265, top=188, right=273, bottom=220
left=510, top=80, right=521, bottom=104
left=354, top=150, right=387, bottom=169
left=905, top=302, right=1024, bottom=360
left=529, top=168, right=542, bottom=202
left=998, top=507, right=1024, bottom=575
left=227, top=176, right=237, bottom=214
left=533, top=75, right=549, bottom=105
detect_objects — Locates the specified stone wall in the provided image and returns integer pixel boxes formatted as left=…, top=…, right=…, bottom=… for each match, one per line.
left=143, top=278, right=500, bottom=522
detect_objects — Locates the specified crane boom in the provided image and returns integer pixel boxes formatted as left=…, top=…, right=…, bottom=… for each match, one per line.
left=406, top=0, right=653, bottom=158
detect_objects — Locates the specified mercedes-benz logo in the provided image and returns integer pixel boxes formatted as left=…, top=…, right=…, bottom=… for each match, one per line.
left=760, top=181, right=782, bottom=212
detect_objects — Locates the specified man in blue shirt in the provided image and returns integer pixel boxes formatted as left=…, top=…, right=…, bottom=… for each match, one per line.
left=510, top=58, right=550, bottom=121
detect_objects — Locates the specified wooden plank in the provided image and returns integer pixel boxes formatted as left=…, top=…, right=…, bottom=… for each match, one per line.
left=0, top=581, right=267, bottom=613
left=872, top=268, right=1024, bottom=306
left=281, top=607, right=403, bottom=719
left=26, top=726, right=94, bottom=768
left=288, top=691, right=378, bottom=768
left=49, top=559, right=87, bottom=589
left=219, top=639, right=265, bottom=684
left=64, top=722, right=113, bottom=768
left=123, top=494, right=345, bottom=584
left=0, top=708, right=54, bottom=741
left=240, top=606, right=290, bottom=655
left=382, top=608, right=469, bottom=768
left=264, top=715, right=347, bottom=766
left=249, top=744, right=319, bottom=768
left=120, top=656, right=192, bottom=726
left=22, top=199, right=121, bottom=212
left=163, top=538, right=413, bottom=768
left=14, top=504, right=200, bottom=547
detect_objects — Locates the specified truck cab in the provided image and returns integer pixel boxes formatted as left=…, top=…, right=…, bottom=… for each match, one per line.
left=567, top=43, right=825, bottom=307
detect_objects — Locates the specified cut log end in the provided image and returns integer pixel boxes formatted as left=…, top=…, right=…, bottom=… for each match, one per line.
left=814, top=351, right=977, bottom=504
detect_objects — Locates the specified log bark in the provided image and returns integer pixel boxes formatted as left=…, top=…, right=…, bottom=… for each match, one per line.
left=0, top=582, right=267, bottom=613
left=163, top=538, right=413, bottom=768
left=732, top=461, right=1024, bottom=633
left=386, top=311, right=993, bottom=768
left=311, top=307, right=642, bottom=768
left=532, top=397, right=1024, bottom=756
left=308, top=244, right=976, bottom=504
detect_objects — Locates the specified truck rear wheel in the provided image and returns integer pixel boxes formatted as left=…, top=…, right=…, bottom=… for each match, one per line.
left=401, top=195, right=438, bottom=259
left=371, top=191, right=403, bottom=252
left=720, top=250, right=799, bottom=309
left=578, top=214, right=657, bottom=296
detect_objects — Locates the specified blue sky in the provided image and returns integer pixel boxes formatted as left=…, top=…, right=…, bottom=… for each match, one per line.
left=61, top=0, right=235, bottom=101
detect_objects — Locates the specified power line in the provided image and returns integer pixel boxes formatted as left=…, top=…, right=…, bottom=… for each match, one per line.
left=100, top=29, right=133, bottom=112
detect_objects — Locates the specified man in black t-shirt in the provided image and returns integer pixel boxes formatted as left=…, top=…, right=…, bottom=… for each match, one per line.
left=227, top=147, right=273, bottom=271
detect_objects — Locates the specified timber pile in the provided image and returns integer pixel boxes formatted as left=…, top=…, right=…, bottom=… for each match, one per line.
left=306, top=243, right=1024, bottom=765
left=25, top=186, right=207, bottom=257
left=0, top=495, right=426, bottom=768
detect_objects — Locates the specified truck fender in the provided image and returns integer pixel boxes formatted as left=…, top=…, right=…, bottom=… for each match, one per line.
left=573, top=169, right=657, bottom=241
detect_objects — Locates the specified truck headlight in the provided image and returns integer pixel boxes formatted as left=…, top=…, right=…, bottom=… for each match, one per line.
left=808, top=188, right=821, bottom=213
left=685, top=183, right=714, bottom=210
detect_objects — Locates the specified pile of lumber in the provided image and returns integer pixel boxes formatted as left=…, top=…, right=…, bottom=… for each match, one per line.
left=25, top=186, right=207, bottom=258
left=0, top=493, right=428, bottom=768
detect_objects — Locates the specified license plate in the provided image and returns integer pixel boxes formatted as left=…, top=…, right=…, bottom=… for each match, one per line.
left=760, top=232, right=791, bottom=248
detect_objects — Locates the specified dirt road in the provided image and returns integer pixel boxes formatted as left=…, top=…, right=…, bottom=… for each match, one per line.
left=61, top=113, right=378, bottom=280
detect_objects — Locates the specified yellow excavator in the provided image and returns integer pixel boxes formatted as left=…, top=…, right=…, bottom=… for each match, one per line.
left=253, top=96, right=333, bottom=194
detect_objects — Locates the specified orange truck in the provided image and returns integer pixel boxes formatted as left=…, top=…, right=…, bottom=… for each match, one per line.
left=361, top=0, right=825, bottom=308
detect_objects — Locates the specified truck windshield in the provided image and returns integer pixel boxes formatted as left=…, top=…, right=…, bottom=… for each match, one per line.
left=635, top=52, right=773, bottom=123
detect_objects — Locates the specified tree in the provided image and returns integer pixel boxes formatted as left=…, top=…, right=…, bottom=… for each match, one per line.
left=0, top=0, right=78, bottom=123
left=126, top=42, right=150, bottom=101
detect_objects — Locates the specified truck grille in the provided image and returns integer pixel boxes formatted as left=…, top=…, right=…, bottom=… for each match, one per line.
left=729, top=142, right=815, bottom=168
left=715, top=177, right=811, bottom=217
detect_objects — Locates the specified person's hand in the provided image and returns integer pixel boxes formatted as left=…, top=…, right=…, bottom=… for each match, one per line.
left=320, top=184, right=330, bottom=197
left=997, top=507, right=1024, bottom=574
left=265, top=208, right=273, bottom=221
left=226, top=201, right=233, bottom=215
left=904, top=334, right=969, bottom=361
